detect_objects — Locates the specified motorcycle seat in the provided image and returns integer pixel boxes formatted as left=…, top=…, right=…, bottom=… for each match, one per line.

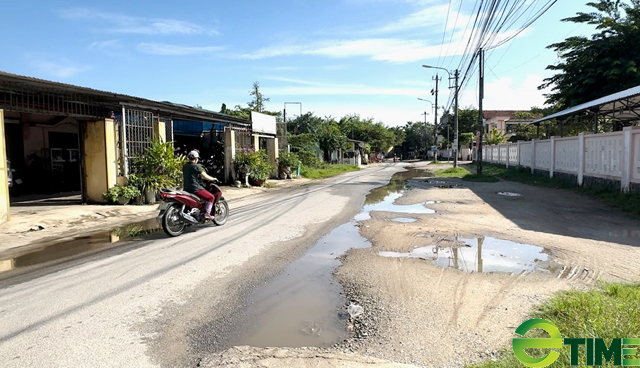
left=176, top=190, right=204, bottom=203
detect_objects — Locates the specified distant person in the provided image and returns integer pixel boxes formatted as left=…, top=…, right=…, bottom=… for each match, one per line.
left=183, top=150, right=221, bottom=220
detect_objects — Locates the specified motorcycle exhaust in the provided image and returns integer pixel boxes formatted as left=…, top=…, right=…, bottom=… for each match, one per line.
left=180, top=212, right=200, bottom=224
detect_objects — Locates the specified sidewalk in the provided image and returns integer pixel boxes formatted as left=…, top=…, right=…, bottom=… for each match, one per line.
left=0, top=178, right=313, bottom=254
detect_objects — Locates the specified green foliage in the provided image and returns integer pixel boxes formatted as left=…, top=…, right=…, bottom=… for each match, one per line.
left=469, top=282, right=640, bottom=368
left=296, top=150, right=323, bottom=168
left=301, top=164, right=359, bottom=179
left=288, top=133, right=318, bottom=152
left=540, top=0, right=640, bottom=110
left=103, top=185, right=141, bottom=203
left=459, top=132, right=475, bottom=148
left=287, top=112, right=323, bottom=135
left=248, top=150, right=274, bottom=182
left=247, top=81, right=270, bottom=113
left=486, top=128, right=506, bottom=145
left=131, top=138, right=186, bottom=192
left=277, top=151, right=301, bottom=168
left=233, top=147, right=254, bottom=169
left=317, top=119, right=347, bottom=161
left=434, top=167, right=471, bottom=178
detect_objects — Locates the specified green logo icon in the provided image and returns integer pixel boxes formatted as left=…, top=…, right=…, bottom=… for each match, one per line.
left=513, top=318, right=563, bottom=367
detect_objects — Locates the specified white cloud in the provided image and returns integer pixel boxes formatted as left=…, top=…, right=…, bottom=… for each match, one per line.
left=29, top=56, right=92, bottom=78
left=57, top=8, right=219, bottom=36
left=137, top=43, right=225, bottom=56
left=458, top=74, right=549, bottom=110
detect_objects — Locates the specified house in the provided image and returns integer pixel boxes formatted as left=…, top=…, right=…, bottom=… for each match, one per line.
left=483, top=110, right=535, bottom=138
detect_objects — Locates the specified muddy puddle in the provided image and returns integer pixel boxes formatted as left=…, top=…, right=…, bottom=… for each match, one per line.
left=379, top=236, right=554, bottom=274
left=0, top=218, right=161, bottom=274
left=392, top=218, right=417, bottom=223
left=231, top=167, right=434, bottom=348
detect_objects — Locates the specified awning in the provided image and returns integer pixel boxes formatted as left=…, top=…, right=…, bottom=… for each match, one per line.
left=531, top=85, right=640, bottom=124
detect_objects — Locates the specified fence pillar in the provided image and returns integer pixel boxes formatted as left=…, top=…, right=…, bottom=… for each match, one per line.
left=517, top=141, right=521, bottom=167
left=578, top=133, right=585, bottom=186
left=225, top=129, right=236, bottom=183
left=153, top=120, right=166, bottom=143
left=622, top=127, right=633, bottom=192
left=549, top=136, right=555, bottom=178
left=531, top=139, right=536, bottom=174
left=253, top=134, right=260, bottom=150
left=506, top=144, right=510, bottom=169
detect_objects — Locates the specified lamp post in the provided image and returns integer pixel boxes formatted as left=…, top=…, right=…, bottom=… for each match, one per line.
left=422, top=65, right=459, bottom=167
left=418, top=98, right=434, bottom=160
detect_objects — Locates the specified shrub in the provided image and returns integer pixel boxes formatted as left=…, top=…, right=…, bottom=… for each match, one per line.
left=277, top=151, right=301, bottom=168
left=103, top=185, right=141, bottom=203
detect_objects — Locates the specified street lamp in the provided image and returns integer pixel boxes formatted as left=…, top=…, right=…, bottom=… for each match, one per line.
left=422, top=65, right=459, bottom=167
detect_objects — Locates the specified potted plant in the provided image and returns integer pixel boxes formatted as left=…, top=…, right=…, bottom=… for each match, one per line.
left=233, top=147, right=254, bottom=184
left=130, top=138, right=186, bottom=204
left=248, top=150, right=275, bottom=186
left=277, top=151, right=300, bottom=179
left=103, top=185, right=141, bottom=205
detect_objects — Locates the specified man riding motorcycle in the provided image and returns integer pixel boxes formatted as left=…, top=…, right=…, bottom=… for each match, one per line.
left=183, top=150, right=222, bottom=220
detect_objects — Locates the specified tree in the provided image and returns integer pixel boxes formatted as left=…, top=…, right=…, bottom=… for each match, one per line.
left=441, top=107, right=479, bottom=135
left=288, top=112, right=323, bottom=135
left=247, top=81, right=270, bottom=113
left=317, top=119, right=346, bottom=162
left=540, top=0, right=640, bottom=111
left=486, top=128, right=506, bottom=145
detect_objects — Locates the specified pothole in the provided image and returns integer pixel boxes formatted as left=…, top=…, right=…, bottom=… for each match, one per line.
left=379, top=236, right=557, bottom=275
left=229, top=166, right=434, bottom=348
left=0, top=218, right=161, bottom=275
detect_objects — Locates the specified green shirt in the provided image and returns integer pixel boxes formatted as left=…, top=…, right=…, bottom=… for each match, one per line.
left=183, top=162, right=205, bottom=193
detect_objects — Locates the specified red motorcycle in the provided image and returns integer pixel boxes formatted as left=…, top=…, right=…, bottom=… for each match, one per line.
left=158, top=182, right=229, bottom=237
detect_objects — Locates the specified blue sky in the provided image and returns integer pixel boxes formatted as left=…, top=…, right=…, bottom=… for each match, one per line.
left=0, top=0, right=594, bottom=127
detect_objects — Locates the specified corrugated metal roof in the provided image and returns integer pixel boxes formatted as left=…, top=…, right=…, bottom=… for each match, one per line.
left=531, top=84, right=640, bottom=124
left=0, top=70, right=250, bottom=125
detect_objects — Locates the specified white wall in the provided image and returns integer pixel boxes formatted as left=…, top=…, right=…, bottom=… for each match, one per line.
left=481, top=126, right=640, bottom=191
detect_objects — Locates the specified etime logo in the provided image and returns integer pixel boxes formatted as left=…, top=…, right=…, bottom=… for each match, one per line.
left=513, top=318, right=640, bottom=367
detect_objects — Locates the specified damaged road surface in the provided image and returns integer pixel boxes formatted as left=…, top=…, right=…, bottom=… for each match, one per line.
left=0, top=163, right=418, bottom=368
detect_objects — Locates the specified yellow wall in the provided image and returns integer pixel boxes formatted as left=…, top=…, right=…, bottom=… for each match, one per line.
left=83, top=119, right=118, bottom=203
left=0, top=110, right=9, bottom=223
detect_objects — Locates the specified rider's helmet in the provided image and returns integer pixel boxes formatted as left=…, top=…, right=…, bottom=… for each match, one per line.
left=187, top=150, right=200, bottom=160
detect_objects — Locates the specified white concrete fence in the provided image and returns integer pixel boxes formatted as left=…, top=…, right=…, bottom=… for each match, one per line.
left=480, top=126, right=640, bottom=191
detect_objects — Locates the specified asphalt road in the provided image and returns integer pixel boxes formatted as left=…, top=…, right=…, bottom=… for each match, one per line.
left=0, top=163, right=405, bottom=368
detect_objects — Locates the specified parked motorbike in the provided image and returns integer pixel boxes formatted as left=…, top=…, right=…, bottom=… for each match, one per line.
left=157, top=181, right=229, bottom=237
left=7, top=160, right=23, bottom=196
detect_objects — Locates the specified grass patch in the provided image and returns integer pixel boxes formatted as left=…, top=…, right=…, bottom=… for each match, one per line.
left=469, top=163, right=640, bottom=217
left=468, top=282, right=640, bottom=368
left=434, top=167, right=471, bottom=178
left=262, top=181, right=278, bottom=188
left=430, top=160, right=450, bottom=165
left=301, top=164, right=359, bottom=179
left=462, top=174, right=500, bottom=182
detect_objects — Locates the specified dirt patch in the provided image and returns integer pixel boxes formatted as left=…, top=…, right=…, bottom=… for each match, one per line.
left=333, top=163, right=640, bottom=367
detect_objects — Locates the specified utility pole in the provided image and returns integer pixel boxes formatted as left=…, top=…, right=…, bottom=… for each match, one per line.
left=453, top=69, right=459, bottom=168
left=432, top=74, right=441, bottom=162
left=477, top=48, right=484, bottom=174
left=422, top=111, right=428, bottom=158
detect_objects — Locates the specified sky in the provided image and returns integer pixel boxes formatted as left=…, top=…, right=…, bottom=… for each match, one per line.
left=0, top=0, right=595, bottom=127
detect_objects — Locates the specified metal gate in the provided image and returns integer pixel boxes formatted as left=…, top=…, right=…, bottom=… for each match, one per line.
left=120, top=108, right=154, bottom=175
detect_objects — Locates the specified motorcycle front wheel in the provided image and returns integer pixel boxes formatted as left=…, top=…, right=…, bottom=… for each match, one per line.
left=162, top=204, right=186, bottom=237
left=213, top=199, right=229, bottom=226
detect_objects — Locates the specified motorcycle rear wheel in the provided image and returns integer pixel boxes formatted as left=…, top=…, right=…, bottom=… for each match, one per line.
left=162, top=204, right=186, bottom=237
left=213, top=199, right=229, bottom=226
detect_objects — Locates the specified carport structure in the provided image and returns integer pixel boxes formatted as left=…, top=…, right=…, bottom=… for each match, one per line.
left=0, top=71, right=251, bottom=223
left=531, top=85, right=640, bottom=136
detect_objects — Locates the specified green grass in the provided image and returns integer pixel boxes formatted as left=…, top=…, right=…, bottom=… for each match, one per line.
left=262, top=181, right=278, bottom=188
left=468, top=282, right=640, bottom=368
left=301, top=164, right=360, bottom=179
left=430, top=160, right=450, bottom=165
left=467, top=163, right=640, bottom=217
left=434, top=167, right=471, bottom=178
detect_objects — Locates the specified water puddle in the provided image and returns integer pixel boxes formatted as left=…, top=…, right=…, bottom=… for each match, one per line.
left=392, top=218, right=416, bottom=223
left=379, top=236, right=552, bottom=274
left=0, top=218, right=161, bottom=274
left=423, top=179, right=463, bottom=188
left=232, top=222, right=370, bottom=347
left=231, top=166, right=433, bottom=348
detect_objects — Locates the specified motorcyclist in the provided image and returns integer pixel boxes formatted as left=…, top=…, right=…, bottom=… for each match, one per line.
left=183, top=150, right=221, bottom=220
